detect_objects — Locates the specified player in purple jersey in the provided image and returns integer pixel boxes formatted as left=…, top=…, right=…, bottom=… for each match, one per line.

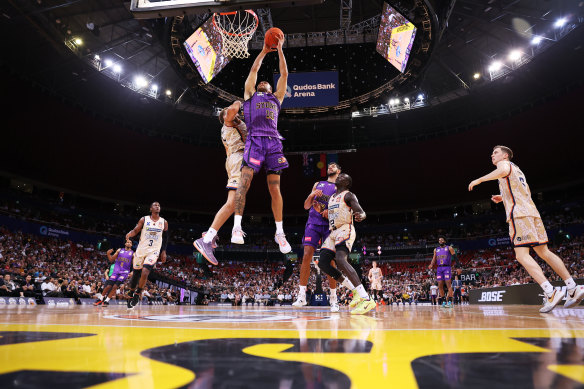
left=94, top=239, right=134, bottom=306
left=428, top=237, right=457, bottom=308
left=292, top=162, right=341, bottom=311
left=230, top=35, right=292, bottom=254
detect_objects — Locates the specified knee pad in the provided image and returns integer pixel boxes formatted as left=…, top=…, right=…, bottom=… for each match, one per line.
left=317, top=249, right=336, bottom=274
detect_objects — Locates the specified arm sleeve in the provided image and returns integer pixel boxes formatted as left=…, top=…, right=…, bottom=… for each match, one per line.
left=161, top=230, right=170, bottom=251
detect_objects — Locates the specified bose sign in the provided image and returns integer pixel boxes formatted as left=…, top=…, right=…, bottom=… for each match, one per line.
left=477, top=291, right=506, bottom=302
left=274, top=71, right=339, bottom=108
left=470, top=279, right=584, bottom=306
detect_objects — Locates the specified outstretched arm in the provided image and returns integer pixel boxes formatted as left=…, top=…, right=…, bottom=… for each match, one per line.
left=344, top=192, right=366, bottom=222
left=468, top=161, right=511, bottom=191
left=126, top=217, right=144, bottom=240
left=244, top=47, right=271, bottom=100
left=224, top=100, right=242, bottom=124
left=273, top=37, right=289, bottom=104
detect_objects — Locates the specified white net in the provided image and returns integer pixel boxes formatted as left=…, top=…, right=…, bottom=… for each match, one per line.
left=213, top=10, right=258, bottom=59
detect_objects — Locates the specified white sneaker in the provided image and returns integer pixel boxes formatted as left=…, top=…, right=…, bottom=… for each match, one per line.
left=275, top=232, right=292, bottom=254
left=292, top=297, right=307, bottom=307
left=330, top=301, right=340, bottom=312
left=564, top=285, right=584, bottom=308
left=540, top=288, right=566, bottom=313
left=231, top=226, right=246, bottom=244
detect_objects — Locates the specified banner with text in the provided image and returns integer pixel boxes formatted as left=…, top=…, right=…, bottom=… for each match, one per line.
left=469, top=278, right=584, bottom=305
left=274, top=71, right=339, bottom=108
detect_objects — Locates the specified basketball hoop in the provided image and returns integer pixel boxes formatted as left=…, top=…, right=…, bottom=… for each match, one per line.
left=213, top=10, right=259, bottom=59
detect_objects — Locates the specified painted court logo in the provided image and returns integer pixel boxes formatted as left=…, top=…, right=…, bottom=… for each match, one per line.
left=105, top=313, right=329, bottom=323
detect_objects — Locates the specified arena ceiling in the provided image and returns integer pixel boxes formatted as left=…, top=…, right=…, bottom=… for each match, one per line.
left=1, top=0, right=583, bottom=150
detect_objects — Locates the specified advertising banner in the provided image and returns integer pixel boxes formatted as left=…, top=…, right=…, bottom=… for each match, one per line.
left=469, top=278, right=584, bottom=305
left=274, top=71, right=339, bottom=108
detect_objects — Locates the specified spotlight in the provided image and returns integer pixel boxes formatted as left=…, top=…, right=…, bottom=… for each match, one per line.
left=104, top=59, right=113, bottom=67
left=473, top=73, right=480, bottom=79
left=74, top=38, right=83, bottom=45
left=488, top=61, right=503, bottom=72
left=165, top=89, right=172, bottom=96
left=134, top=75, right=147, bottom=88
left=94, top=54, right=100, bottom=61
left=395, top=98, right=400, bottom=104
left=508, top=50, right=522, bottom=61
left=113, top=64, right=121, bottom=73
left=151, top=84, right=158, bottom=91
left=531, top=36, right=542, bottom=45
left=417, top=94, right=424, bottom=100
left=404, top=97, right=410, bottom=103
left=389, top=99, right=395, bottom=105
left=554, top=18, right=567, bottom=28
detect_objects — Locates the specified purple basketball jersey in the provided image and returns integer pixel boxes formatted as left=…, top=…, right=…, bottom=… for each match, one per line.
left=307, top=180, right=337, bottom=226
left=436, top=246, right=452, bottom=267
left=114, top=249, right=133, bottom=273
left=243, top=92, right=282, bottom=139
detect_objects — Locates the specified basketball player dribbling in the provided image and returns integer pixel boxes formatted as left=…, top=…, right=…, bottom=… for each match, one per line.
left=469, top=145, right=584, bottom=312
left=368, top=261, right=383, bottom=302
left=292, top=162, right=341, bottom=312
left=230, top=34, right=292, bottom=254
left=125, top=202, right=169, bottom=309
left=94, top=239, right=133, bottom=306
left=313, top=173, right=376, bottom=315
left=428, top=237, right=456, bottom=308
left=194, top=100, right=247, bottom=265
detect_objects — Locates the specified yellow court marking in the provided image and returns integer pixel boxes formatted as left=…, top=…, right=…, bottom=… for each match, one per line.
left=2, top=323, right=584, bottom=389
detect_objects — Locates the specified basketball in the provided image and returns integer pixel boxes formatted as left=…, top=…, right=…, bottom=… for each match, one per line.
left=264, top=27, right=284, bottom=49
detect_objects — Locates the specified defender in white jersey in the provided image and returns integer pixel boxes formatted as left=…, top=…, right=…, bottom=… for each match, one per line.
left=368, top=261, right=383, bottom=301
left=194, top=100, right=247, bottom=266
left=469, top=145, right=584, bottom=312
left=315, top=173, right=376, bottom=315
left=125, top=202, right=169, bottom=309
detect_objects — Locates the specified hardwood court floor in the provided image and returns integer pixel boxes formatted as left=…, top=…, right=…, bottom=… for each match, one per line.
left=1, top=303, right=584, bottom=388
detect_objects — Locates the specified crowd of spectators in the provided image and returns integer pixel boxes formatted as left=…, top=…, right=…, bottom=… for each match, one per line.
left=2, top=223, right=583, bottom=307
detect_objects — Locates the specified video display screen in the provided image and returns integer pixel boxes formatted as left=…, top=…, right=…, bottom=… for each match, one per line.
left=183, top=17, right=231, bottom=84
left=376, top=2, right=417, bottom=73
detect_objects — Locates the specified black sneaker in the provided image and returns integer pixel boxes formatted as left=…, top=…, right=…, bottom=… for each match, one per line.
left=102, top=301, right=109, bottom=306
left=130, top=293, right=140, bottom=308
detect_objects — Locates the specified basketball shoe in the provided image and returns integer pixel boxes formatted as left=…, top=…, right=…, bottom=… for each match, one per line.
left=349, top=290, right=363, bottom=309
left=330, top=294, right=340, bottom=313
left=93, top=299, right=103, bottom=306
left=564, top=285, right=584, bottom=308
left=292, top=295, right=307, bottom=307
left=275, top=233, right=291, bottom=254
left=194, top=238, right=218, bottom=265
left=231, top=226, right=246, bottom=244
left=540, top=288, right=566, bottom=313
left=351, top=298, right=376, bottom=315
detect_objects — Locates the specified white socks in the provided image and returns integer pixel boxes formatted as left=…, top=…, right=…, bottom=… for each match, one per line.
left=203, top=228, right=217, bottom=243
left=275, top=221, right=284, bottom=235
left=565, top=277, right=576, bottom=290
left=356, top=285, right=369, bottom=299
left=541, top=281, right=554, bottom=295
left=341, top=277, right=355, bottom=290
left=234, top=215, right=242, bottom=229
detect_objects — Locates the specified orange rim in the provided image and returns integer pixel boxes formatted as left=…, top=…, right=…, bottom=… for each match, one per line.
left=212, top=10, right=258, bottom=37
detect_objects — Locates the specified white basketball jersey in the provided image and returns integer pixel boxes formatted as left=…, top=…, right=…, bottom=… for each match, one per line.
left=370, top=267, right=382, bottom=281
left=136, top=216, right=165, bottom=256
left=328, top=190, right=353, bottom=230
left=221, top=122, right=247, bottom=157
